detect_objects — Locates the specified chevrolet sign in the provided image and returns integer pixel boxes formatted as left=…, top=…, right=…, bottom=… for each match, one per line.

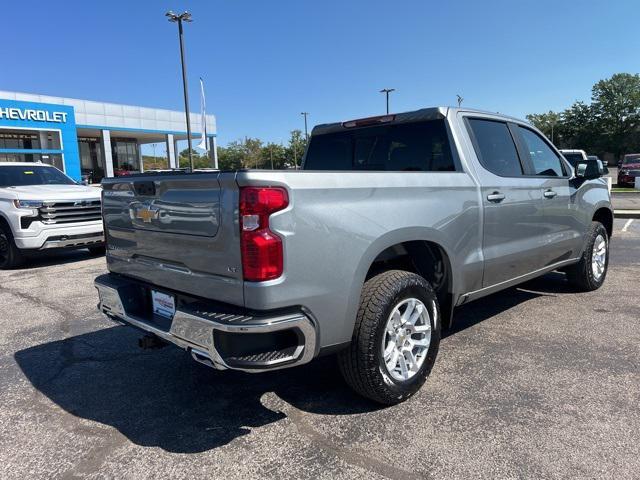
left=0, top=107, right=68, bottom=123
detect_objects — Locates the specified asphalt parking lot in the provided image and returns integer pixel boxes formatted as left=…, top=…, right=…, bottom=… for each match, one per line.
left=1, top=219, right=639, bottom=479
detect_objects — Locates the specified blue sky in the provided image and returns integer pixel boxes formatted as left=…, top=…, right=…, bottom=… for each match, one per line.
left=2, top=0, right=639, bottom=147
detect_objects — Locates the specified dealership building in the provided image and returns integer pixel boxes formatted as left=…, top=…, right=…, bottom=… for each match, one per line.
left=0, top=90, right=217, bottom=182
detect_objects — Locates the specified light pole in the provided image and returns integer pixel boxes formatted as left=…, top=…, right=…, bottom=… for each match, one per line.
left=166, top=10, right=194, bottom=171
left=456, top=94, right=464, bottom=107
left=301, top=112, right=309, bottom=140
left=379, top=88, right=395, bottom=114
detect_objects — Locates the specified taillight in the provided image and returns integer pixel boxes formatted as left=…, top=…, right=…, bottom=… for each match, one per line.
left=240, top=187, right=289, bottom=281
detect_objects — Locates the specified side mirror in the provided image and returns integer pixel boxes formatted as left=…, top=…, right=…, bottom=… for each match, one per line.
left=575, top=160, right=600, bottom=180
left=576, top=162, right=587, bottom=177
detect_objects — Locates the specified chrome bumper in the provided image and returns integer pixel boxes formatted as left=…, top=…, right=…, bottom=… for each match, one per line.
left=41, top=234, right=104, bottom=250
left=94, top=274, right=317, bottom=373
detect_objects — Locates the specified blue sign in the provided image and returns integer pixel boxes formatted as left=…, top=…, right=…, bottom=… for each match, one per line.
left=0, top=99, right=80, bottom=180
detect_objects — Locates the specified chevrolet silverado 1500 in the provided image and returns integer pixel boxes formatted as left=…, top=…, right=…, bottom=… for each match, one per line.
left=0, top=163, right=103, bottom=268
left=95, top=107, right=613, bottom=404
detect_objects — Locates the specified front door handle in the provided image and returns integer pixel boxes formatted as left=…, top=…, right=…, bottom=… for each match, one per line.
left=487, top=191, right=506, bottom=203
left=543, top=189, right=557, bottom=199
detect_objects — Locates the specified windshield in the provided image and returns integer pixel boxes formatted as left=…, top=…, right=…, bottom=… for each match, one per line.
left=623, top=155, right=640, bottom=165
left=0, top=165, right=76, bottom=188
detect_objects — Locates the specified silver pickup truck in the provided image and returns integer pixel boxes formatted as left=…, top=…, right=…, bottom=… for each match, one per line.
left=95, top=107, right=613, bottom=404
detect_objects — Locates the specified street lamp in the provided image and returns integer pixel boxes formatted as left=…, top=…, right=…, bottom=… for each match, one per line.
left=165, top=10, right=194, bottom=171
left=301, top=112, right=309, bottom=140
left=379, top=88, right=395, bottom=114
left=456, top=94, right=464, bottom=107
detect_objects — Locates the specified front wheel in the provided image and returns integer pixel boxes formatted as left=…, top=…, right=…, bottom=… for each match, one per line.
left=338, top=270, right=441, bottom=405
left=566, top=221, right=609, bottom=291
left=0, top=224, right=24, bottom=269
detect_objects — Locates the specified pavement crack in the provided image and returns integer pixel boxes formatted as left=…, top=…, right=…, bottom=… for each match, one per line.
left=263, top=394, right=428, bottom=480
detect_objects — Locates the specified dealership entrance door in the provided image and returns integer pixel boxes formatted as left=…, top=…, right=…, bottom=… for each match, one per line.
left=78, top=137, right=104, bottom=183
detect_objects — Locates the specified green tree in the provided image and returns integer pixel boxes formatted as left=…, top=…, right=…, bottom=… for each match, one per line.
left=591, top=73, right=640, bottom=157
left=560, top=101, right=597, bottom=151
left=526, top=111, right=561, bottom=144
left=261, top=142, right=288, bottom=169
left=527, top=72, right=640, bottom=160
left=285, top=129, right=308, bottom=168
left=178, top=148, right=213, bottom=169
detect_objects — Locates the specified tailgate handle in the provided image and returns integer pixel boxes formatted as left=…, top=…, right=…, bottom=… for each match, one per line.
left=134, top=181, right=156, bottom=196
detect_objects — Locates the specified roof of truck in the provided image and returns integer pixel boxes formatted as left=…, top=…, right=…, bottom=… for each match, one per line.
left=311, top=106, right=530, bottom=136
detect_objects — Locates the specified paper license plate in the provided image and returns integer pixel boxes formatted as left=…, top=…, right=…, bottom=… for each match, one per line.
left=151, top=290, right=176, bottom=319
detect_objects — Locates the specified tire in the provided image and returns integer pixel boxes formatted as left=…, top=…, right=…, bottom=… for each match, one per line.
left=566, top=221, right=609, bottom=292
left=0, top=223, right=24, bottom=269
left=88, top=245, right=106, bottom=256
left=338, top=270, right=441, bottom=405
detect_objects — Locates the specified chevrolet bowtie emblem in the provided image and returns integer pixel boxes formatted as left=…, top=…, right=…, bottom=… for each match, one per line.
left=134, top=205, right=159, bottom=223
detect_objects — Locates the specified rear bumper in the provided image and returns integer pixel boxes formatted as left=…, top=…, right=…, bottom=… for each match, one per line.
left=94, top=273, right=317, bottom=372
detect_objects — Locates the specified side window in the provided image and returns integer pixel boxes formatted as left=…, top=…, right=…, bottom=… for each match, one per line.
left=518, top=127, right=565, bottom=177
left=467, top=119, right=523, bottom=177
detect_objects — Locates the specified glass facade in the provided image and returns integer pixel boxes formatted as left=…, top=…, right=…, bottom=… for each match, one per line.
left=0, top=129, right=64, bottom=171
left=0, top=152, right=64, bottom=170
left=78, top=137, right=104, bottom=183
left=111, top=138, right=140, bottom=175
left=0, top=129, right=61, bottom=149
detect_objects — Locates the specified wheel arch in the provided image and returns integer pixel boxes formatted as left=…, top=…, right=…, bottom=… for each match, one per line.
left=0, top=213, right=13, bottom=233
left=592, top=206, right=613, bottom=238
left=346, top=228, right=457, bottom=335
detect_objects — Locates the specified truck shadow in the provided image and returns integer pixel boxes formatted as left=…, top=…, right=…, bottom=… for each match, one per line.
left=445, top=271, right=572, bottom=337
left=14, top=272, right=565, bottom=454
left=14, top=325, right=374, bottom=454
left=17, top=249, right=103, bottom=269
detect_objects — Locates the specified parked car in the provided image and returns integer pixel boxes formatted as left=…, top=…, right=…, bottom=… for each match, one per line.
left=618, top=154, right=640, bottom=187
left=618, top=153, right=640, bottom=169
left=0, top=163, right=104, bottom=268
left=559, top=149, right=588, bottom=168
left=95, top=107, right=613, bottom=405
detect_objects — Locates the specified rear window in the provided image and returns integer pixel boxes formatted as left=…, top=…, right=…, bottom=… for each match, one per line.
left=303, top=120, right=457, bottom=172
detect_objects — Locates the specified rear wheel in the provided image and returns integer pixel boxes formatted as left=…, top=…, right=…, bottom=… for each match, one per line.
left=566, top=221, right=609, bottom=291
left=0, top=224, right=24, bottom=269
left=338, top=270, right=441, bottom=405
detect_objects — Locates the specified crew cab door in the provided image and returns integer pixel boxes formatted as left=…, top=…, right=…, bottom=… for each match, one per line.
left=513, top=125, right=584, bottom=263
left=464, top=117, right=548, bottom=287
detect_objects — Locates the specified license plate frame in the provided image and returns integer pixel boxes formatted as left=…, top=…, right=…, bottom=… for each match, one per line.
left=151, top=289, right=176, bottom=319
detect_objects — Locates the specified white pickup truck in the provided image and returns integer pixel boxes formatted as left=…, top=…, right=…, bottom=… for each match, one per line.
left=0, top=163, right=104, bottom=268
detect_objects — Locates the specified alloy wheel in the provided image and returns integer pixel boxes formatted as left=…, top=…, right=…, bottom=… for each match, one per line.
left=591, top=234, right=607, bottom=281
left=381, top=298, right=431, bottom=382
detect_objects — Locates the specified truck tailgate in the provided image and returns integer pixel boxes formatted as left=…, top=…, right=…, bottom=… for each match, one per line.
left=101, top=172, right=244, bottom=305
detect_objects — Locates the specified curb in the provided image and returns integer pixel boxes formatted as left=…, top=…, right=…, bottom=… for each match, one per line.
left=614, top=210, right=640, bottom=219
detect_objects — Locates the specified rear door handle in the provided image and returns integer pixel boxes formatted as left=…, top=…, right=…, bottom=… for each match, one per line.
left=486, top=192, right=505, bottom=203
left=543, top=189, right=557, bottom=199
